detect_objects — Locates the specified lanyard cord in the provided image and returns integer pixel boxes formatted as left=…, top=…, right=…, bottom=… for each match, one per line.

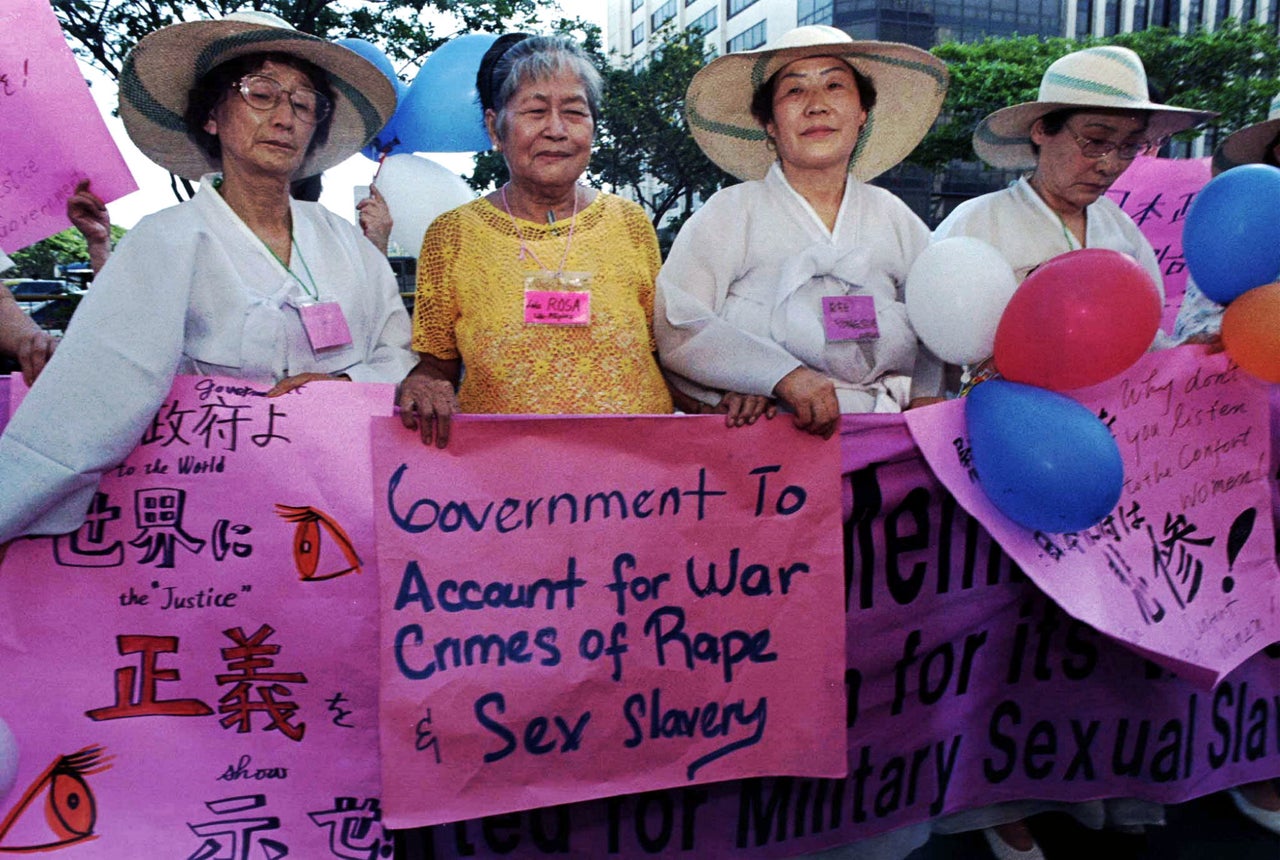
left=263, top=234, right=319, bottom=301
left=501, top=182, right=579, bottom=276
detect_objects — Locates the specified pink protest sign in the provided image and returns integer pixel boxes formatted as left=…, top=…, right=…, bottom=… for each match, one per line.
left=905, top=347, right=1280, bottom=685
left=0, top=0, right=136, bottom=253
left=396, top=413, right=1280, bottom=859
left=1105, top=156, right=1212, bottom=334
left=0, top=376, right=392, bottom=857
left=372, top=416, right=848, bottom=829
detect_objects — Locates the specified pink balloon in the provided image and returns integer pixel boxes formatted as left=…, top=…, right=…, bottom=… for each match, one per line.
left=994, top=248, right=1162, bottom=391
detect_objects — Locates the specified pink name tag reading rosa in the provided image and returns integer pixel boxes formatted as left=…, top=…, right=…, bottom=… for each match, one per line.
left=298, top=301, right=353, bottom=350
left=522, top=271, right=593, bottom=326
left=822, top=295, right=879, bottom=342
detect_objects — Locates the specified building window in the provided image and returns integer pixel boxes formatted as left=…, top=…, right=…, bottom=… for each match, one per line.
left=727, top=18, right=767, bottom=51
left=651, top=0, right=677, bottom=30
left=728, top=0, right=762, bottom=19
left=1105, top=0, right=1121, bottom=34
left=690, top=7, right=718, bottom=35
left=1076, top=0, right=1093, bottom=36
left=1240, top=0, right=1257, bottom=20
left=798, top=0, right=834, bottom=25
left=632, top=0, right=643, bottom=11
left=632, top=22, right=646, bottom=47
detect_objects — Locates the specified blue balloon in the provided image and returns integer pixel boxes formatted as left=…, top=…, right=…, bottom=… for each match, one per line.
left=336, top=37, right=399, bottom=91
left=1183, top=164, right=1280, bottom=305
left=395, top=33, right=499, bottom=153
left=965, top=381, right=1123, bottom=533
left=361, top=79, right=410, bottom=161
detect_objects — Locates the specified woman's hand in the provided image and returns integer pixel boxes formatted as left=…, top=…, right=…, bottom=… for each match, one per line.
left=266, top=372, right=349, bottom=397
left=398, top=359, right=460, bottom=448
left=357, top=185, right=393, bottom=255
left=14, top=329, right=57, bottom=387
left=773, top=367, right=839, bottom=439
left=67, top=180, right=112, bottom=274
left=716, top=392, right=776, bottom=427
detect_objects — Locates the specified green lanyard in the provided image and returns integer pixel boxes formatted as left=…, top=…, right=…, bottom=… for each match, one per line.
left=213, top=176, right=319, bottom=300
left=264, top=236, right=319, bottom=302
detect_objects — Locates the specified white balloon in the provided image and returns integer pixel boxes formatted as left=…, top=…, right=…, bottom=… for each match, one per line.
left=906, top=237, right=1019, bottom=366
left=373, top=154, right=475, bottom=257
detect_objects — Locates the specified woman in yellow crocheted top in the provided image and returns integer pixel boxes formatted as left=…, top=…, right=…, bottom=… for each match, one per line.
left=397, top=34, right=677, bottom=447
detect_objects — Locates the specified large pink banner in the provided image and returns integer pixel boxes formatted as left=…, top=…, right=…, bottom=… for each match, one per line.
left=2, top=376, right=1278, bottom=858
left=1105, top=155, right=1212, bottom=334
left=0, top=0, right=136, bottom=253
left=0, top=377, right=392, bottom=857
left=396, top=412, right=1280, bottom=858
left=905, top=347, right=1280, bottom=686
left=372, top=417, right=849, bottom=829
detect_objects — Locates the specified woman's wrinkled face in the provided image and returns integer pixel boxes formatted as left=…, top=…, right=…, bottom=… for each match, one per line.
left=203, top=59, right=316, bottom=181
left=1031, top=111, right=1149, bottom=212
left=488, top=69, right=594, bottom=192
left=765, top=56, right=867, bottom=175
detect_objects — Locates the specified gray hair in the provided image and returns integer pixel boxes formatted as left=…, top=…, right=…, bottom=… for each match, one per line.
left=489, top=35, right=603, bottom=135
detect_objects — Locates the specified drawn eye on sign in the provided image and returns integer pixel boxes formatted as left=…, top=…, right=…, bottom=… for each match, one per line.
left=0, top=745, right=112, bottom=853
left=274, top=505, right=362, bottom=582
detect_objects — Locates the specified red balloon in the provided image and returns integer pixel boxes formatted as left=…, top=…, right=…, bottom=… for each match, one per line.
left=994, top=248, right=1162, bottom=391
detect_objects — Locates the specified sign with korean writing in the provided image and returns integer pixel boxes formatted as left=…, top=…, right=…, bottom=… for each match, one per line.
left=0, top=0, right=136, bottom=253
left=372, top=416, right=849, bottom=828
left=905, top=347, right=1280, bottom=685
left=1106, top=156, right=1212, bottom=335
left=0, top=377, right=391, bottom=857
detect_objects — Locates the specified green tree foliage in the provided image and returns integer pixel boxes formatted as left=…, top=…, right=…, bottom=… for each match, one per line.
left=915, top=22, right=1280, bottom=172
left=53, top=0, right=545, bottom=81
left=590, top=26, right=733, bottom=236
left=7, top=224, right=126, bottom=280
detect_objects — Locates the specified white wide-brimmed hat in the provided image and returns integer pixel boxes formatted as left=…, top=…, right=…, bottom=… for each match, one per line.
left=684, top=25, right=948, bottom=182
left=119, top=11, right=397, bottom=180
left=1214, top=93, right=1280, bottom=173
left=974, top=45, right=1215, bottom=170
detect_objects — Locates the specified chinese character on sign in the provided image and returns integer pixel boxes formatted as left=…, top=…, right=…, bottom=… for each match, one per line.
left=308, top=797, right=392, bottom=860
left=187, top=794, right=288, bottom=860
left=54, top=492, right=124, bottom=567
left=129, top=488, right=206, bottom=567
left=86, top=634, right=213, bottom=721
left=216, top=625, right=308, bottom=741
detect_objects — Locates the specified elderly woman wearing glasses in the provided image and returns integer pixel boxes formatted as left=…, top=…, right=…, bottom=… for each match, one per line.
left=0, top=12, right=414, bottom=544
left=934, top=47, right=1213, bottom=376
left=931, top=46, right=1214, bottom=860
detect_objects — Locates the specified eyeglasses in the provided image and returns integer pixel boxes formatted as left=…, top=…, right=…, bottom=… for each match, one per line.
left=232, top=75, right=331, bottom=125
left=1063, top=124, right=1161, bottom=161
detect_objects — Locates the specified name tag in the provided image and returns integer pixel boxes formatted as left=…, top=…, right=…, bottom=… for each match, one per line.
left=523, top=271, right=593, bottom=326
left=822, top=295, right=879, bottom=342
left=525, top=290, right=591, bottom=325
left=298, top=301, right=353, bottom=350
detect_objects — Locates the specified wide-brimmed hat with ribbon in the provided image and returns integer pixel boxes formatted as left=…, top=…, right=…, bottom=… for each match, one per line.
left=119, top=10, right=397, bottom=180
left=1213, top=93, right=1280, bottom=173
left=684, top=25, right=948, bottom=182
left=974, top=45, right=1215, bottom=170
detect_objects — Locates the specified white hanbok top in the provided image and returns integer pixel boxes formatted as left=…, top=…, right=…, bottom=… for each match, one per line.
left=0, top=176, right=414, bottom=542
left=656, top=163, right=935, bottom=414
left=934, top=176, right=1164, bottom=296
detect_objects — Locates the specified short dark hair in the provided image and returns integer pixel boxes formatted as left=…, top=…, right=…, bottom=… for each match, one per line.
left=749, top=59, right=877, bottom=129
left=184, top=52, right=334, bottom=166
left=1029, top=107, right=1151, bottom=157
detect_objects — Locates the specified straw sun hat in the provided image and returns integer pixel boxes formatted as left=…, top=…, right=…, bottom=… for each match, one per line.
left=1213, top=93, right=1280, bottom=173
left=119, top=10, right=397, bottom=180
left=974, top=45, right=1215, bottom=170
left=684, top=25, right=949, bottom=182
